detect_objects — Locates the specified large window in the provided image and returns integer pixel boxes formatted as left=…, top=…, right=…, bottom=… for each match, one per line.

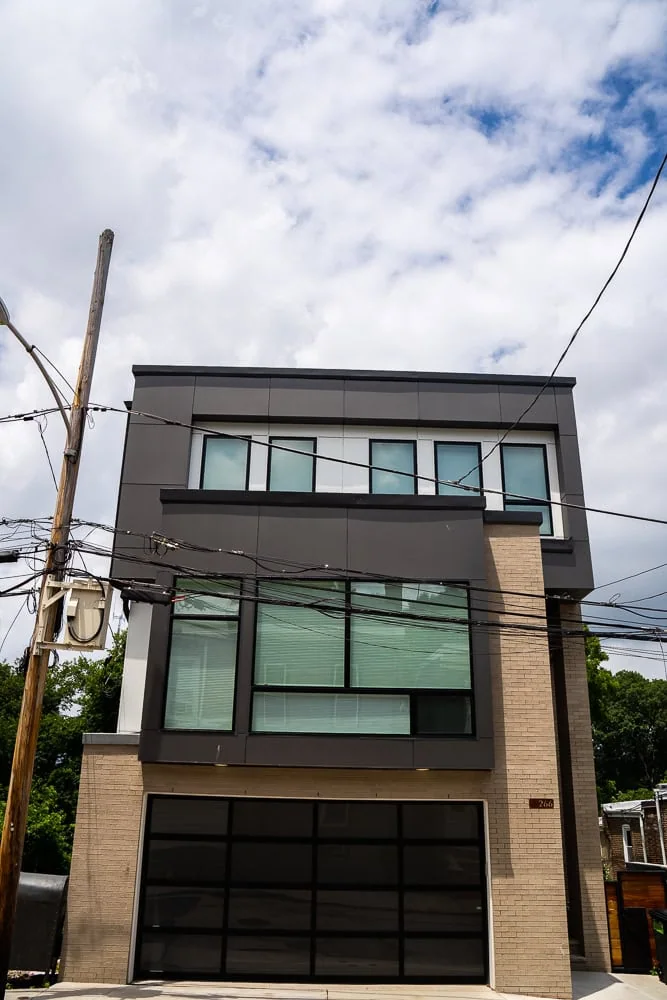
left=252, top=581, right=472, bottom=736
left=200, top=437, right=250, bottom=490
left=268, top=438, right=316, bottom=492
left=164, top=580, right=240, bottom=731
left=370, top=441, right=417, bottom=495
left=501, top=444, right=552, bottom=535
left=435, top=442, right=482, bottom=496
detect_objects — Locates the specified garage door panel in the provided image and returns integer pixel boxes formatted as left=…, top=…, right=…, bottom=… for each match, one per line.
left=404, top=937, right=485, bottom=977
left=233, top=799, right=313, bottom=838
left=402, top=802, right=479, bottom=840
left=315, top=936, right=399, bottom=977
left=403, top=844, right=482, bottom=886
left=231, top=842, right=312, bottom=884
left=318, top=843, right=398, bottom=885
left=226, top=935, right=311, bottom=976
left=228, top=888, right=312, bottom=930
left=143, top=886, right=225, bottom=930
left=404, top=890, right=484, bottom=932
left=318, top=801, right=397, bottom=839
left=150, top=797, right=229, bottom=836
left=317, top=890, right=398, bottom=931
left=146, top=840, right=227, bottom=883
left=140, top=932, right=222, bottom=976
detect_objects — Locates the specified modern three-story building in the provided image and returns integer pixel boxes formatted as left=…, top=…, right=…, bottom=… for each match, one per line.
left=61, top=367, right=610, bottom=997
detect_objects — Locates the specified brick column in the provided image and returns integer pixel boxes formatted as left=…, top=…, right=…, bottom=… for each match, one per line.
left=560, top=603, right=611, bottom=971
left=60, top=743, right=144, bottom=984
left=484, top=523, right=572, bottom=999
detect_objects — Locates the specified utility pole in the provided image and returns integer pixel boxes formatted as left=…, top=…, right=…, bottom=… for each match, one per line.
left=0, top=230, right=114, bottom=998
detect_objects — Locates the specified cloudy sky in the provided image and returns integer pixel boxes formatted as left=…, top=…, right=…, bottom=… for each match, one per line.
left=1, top=0, right=666, bottom=675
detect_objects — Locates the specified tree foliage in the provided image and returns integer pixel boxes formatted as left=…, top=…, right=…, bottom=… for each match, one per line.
left=586, top=630, right=667, bottom=805
left=0, top=630, right=125, bottom=874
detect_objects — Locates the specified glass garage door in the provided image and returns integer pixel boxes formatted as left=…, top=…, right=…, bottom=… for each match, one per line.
left=135, top=796, right=488, bottom=982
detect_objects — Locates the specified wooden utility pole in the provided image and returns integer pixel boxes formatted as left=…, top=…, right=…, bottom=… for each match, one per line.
left=0, top=230, right=114, bottom=998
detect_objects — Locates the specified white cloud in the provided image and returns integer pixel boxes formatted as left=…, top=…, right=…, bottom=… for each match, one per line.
left=1, top=0, right=667, bottom=670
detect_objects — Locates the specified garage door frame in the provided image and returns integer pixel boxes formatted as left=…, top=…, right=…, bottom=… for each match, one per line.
left=132, top=794, right=489, bottom=983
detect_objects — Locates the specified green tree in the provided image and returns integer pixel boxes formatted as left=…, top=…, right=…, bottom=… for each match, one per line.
left=586, top=629, right=667, bottom=804
left=0, top=630, right=125, bottom=874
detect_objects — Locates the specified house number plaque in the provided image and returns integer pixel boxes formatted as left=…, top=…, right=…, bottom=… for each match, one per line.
left=529, top=798, right=554, bottom=809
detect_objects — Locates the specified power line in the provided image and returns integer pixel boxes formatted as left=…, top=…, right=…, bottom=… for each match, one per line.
left=0, top=597, right=27, bottom=657
left=0, top=406, right=67, bottom=424
left=0, top=573, right=43, bottom=597
left=90, top=404, right=667, bottom=529
left=454, top=148, right=667, bottom=487
left=592, top=561, right=667, bottom=593
left=33, top=346, right=75, bottom=397
left=67, top=518, right=667, bottom=619
left=35, top=417, right=58, bottom=491
left=65, top=541, right=667, bottom=642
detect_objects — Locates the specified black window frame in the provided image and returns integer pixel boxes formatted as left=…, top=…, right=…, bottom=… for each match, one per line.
left=500, top=442, right=553, bottom=536
left=200, top=434, right=251, bottom=491
left=369, top=440, right=418, bottom=495
left=267, top=437, right=317, bottom=493
left=162, top=577, right=244, bottom=734
left=134, top=794, right=489, bottom=984
left=434, top=441, right=483, bottom=497
left=250, top=579, right=475, bottom=738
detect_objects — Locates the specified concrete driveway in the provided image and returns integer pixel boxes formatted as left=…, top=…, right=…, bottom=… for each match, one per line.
left=10, top=972, right=667, bottom=1000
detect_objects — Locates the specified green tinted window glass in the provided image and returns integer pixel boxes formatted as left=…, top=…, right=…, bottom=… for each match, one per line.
left=502, top=445, right=549, bottom=500
left=173, top=579, right=240, bottom=617
left=164, top=619, right=238, bottom=730
left=370, top=442, right=415, bottom=494
left=350, top=583, right=470, bottom=690
left=435, top=443, right=481, bottom=495
left=255, top=582, right=345, bottom=686
left=252, top=692, right=410, bottom=734
left=201, top=438, right=249, bottom=490
left=269, top=439, right=315, bottom=492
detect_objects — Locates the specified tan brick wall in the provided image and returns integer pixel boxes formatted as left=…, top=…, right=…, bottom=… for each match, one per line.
left=482, top=524, right=571, bottom=999
left=61, top=523, right=573, bottom=998
left=60, top=744, right=144, bottom=984
left=560, top=606, right=611, bottom=972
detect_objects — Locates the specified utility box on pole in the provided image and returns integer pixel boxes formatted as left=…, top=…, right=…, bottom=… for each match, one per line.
left=36, top=577, right=112, bottom=651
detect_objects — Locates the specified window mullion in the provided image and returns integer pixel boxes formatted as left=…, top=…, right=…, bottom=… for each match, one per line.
left=344, top=581, right=351, bottom=690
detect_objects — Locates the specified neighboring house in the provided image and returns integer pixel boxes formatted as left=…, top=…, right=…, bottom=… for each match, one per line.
left=61, top=367, right=610, bottom=998
left=602, top=789, right=667, bottom=876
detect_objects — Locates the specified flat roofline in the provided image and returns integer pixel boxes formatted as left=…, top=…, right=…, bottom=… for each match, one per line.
left=131, top=365, right=576, bottom=388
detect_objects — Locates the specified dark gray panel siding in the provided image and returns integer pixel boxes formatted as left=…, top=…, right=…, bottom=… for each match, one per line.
left=498, top=385, right=558, bottom=425
left=138, top=499, right=493, bottom=770
left=418, top=382, right=501, bottom=424
left=194, top=375, right=271, bottom=418
left=269, top=377, right=345, bottom=419
left=131, top=376, right=195, bottom=426
left=121, top=423, right=192, bottom=486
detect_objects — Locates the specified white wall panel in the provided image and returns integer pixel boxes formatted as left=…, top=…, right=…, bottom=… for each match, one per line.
left=316, top=437, right=345, bottom=491
left=117, top=604, right=153, bottom=733
left=189, top=422, right=562, bottom=535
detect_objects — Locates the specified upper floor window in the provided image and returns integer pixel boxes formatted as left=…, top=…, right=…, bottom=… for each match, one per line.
left=370, top=440, right=417, bottom=494
left=622, top=823, right=633, bottom=864
left=268, top=437, right=316, bottom=492
left=251, top=580, right=472, bottom=736
left=164, top=579, right=240, bottom=731
left=201, top=436, right=250, bottom=490
left=501, top=444, right=552, bottom=535
left=435, top=442, right=482, bottom=496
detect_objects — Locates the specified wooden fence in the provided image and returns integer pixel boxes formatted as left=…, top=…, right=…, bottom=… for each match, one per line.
left=606, top=870, right=667, bottom=972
